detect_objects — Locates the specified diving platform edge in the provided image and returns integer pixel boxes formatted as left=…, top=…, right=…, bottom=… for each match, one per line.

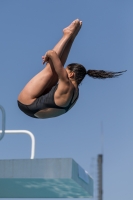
left=0, top=158, right=93, bottom=198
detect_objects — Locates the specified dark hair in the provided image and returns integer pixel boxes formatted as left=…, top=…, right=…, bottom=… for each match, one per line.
left=67, top=63, right=126, bottom=85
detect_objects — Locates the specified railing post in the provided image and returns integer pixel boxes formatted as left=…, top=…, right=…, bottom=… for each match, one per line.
left=0, top=105, right=35, bottom=159
left=0, top=105, right=6, bottom=140
left=0, top=130, right=35, bottom=159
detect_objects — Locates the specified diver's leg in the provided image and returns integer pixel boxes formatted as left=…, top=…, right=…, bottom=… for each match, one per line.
left=59, top=20, right=82, bottom=66
left=42, top=20, right=82, bottom=89
left=18, top=20, right=80, bottom=105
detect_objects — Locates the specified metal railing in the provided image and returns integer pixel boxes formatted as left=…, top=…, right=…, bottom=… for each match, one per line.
left=0, top=105, right=6, bottom=140
left=0, top=105, right=35, bottom=159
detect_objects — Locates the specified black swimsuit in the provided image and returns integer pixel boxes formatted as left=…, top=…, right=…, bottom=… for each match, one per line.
left=17, top=84, right=79, bottom=118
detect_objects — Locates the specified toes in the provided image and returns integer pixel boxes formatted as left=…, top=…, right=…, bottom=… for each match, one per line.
left=75, top=19, right=80, bottom=22
left=73, top=19, right=80, bottom=25
left=76, top=19, right=80, bottom=25
left=75, top=19, right=82, bottom=28
left=76, top=20, right=82, bottom=28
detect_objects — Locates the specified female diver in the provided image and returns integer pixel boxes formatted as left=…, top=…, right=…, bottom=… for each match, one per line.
left=18, top=19, right=126, bottom=119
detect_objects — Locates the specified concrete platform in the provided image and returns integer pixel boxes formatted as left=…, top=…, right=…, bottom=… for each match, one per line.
left=0, top=158, right=93, bottom=198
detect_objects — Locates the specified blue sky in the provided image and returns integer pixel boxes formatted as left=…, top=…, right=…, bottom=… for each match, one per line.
left=0, top=0, right=133, bottom=199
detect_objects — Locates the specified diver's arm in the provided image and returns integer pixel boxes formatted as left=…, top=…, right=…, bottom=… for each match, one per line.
left=42, top=50, right=68, bottom=82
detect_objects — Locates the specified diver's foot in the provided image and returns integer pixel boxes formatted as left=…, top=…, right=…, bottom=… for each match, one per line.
left=71, top=20, right=82, bottom=40
left=63, top=19, right=80, bottom=37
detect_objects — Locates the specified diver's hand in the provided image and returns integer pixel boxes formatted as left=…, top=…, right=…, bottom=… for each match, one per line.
left=42, top=50, right=56, bottom=64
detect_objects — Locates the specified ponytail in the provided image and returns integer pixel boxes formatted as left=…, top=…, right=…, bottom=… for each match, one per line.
left=86, top=69, right=127, bottom=79
left=67, top=63, right=126, bottom=85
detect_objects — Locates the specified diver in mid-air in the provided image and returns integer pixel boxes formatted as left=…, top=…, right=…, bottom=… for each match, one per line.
left=17, top=19, right=126, bottom=119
